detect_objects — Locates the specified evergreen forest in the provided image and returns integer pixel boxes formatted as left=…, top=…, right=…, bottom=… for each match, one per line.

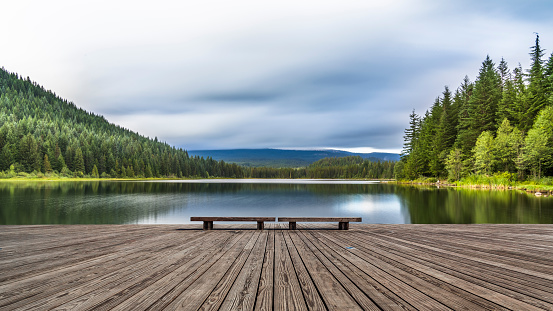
left=0, top=67, right=246, bottom=179
left=398, top=35, right=553, bottom=183
left=0, top=68, right=394, bottom=179
left=247, top=156, right=395, bottom=179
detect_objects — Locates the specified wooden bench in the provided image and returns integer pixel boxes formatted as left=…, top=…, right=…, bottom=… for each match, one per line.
left=278, top=217, right=362, bottom=230
left=190, top=217, right=276, bottom=230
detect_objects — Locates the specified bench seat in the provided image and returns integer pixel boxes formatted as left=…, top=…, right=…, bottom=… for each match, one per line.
left=278, top=217, right=362, bottom=230
left=190, top=217, right=276, bottom=230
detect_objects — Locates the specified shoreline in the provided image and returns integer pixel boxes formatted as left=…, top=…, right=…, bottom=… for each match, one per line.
left=1, top=177, right=552, bottom=196
left=396, top=180, right=553, bottom=196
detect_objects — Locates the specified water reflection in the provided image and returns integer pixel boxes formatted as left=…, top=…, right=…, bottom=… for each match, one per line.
left=0, top=181, right=552, bottom=225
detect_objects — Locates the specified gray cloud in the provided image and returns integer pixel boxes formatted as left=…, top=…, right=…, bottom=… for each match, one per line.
left=2, top=0, right=553, bottom=153
left=195, top=92, right=281, bottom=103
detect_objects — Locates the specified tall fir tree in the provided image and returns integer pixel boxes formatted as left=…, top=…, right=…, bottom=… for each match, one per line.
left=402, top=109, right=420, bottom=158
left=43, top=154, right=53, bottom=173
left=458, top=56, right=501, bottom=158
left=430, top=87, right=457, bottom=177
left=498, top=57, right=510, bottom=91
left=497, top=74, right=517, bottom=124
left=472, top=131, right=494, bottom=175
left=523, top=34, right=547, bottom=131
left=0, top=144, right=13, bottom=171
left=425, top=98, right=444, bottom=176
left=493, top=119, right=517, bottom=172
left=445, top=148, right=463, bottom=180
left=403, top=110, right=430, bottom=179
left=438, top=86, right=457, bottom=150
left=18, top=134, right=39, bottom=173
left=57, top=154, right=66, bottom=170
left=455, top=76, right=475, bottom=157
left=469, top=56, right=502, bottom=132
left=73, top=147, right=85, bottom=174
left=511, top=64, right=528, bottom=128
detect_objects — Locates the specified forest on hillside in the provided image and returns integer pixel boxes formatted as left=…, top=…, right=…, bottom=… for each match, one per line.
left=0, top=68, right=394, bottom=179
left=0, top=67, right=246, bottom=178
left=397, top=35, right=553, bottom=183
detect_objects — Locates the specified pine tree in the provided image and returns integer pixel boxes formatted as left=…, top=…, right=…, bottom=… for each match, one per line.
left=98, top=155, right=106, bottom=174
left=522, top=106, right=553, bottom=179
left=437, top=86, right=457, bottom=152
left=43, top=154, right=52, bottom=173
left=445, top=148, right=463, bottom=180
left=401, top=109, right=420, bottom=157
left=127, top=165, right=135, bottom=178
left=497, top=77, right=517, bottom=124
left=510, top=127, right=526, bottom=180
left=53, top=144, right=62, bottom=171
left=18, top=134, right=39, bottom=172
left=493, top=119, right=516, bottom=172
left=498, top=57, right=510, bottom=91
left=469, top=56, right=502, bottom=133
left=426, top=98, right=444, bottom=176
left=524, top=34, right=547, bottom=132
left=73, top=147, right=85, bottom=173
left=57, top=154, right=66, bottom=170
left=65, top=146, right=73, bottom=171
left=455, top=76, right=474, bottom=157
left=511, top=64, right=528, bottom=127
left=404, top=111, right=431, bottom=178
left=0, top=144, right=13, bottom=171
left=91, top=164, right=99, bottom=178
left=473, top=131, right=494, bottom=175
left=458, top=56, right=501, bottom=158
left=145, top=164, right=153, bottom=178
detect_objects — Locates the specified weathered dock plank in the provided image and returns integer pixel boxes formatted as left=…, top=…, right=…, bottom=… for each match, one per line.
left=254, top=227, right=274, bottom=311
left=274, top=226, right=309, bottom=311
left=1, top=224, right=553, bottom=310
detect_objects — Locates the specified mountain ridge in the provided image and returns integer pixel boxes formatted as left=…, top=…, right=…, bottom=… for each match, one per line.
left=188, top=148, right=399, bottom=168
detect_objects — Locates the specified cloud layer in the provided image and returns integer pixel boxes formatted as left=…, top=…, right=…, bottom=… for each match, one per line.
left=2, top=0, right=553, bottom=152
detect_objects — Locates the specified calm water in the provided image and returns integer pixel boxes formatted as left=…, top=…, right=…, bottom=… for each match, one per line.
left=1, top=179, right=553, bottom=225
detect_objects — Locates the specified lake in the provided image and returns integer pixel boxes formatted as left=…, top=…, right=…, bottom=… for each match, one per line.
left=1, top=179, right=552, bottom=225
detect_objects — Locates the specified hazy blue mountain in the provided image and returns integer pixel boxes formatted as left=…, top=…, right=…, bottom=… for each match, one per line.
left=188, top=149, right=400, bottom=168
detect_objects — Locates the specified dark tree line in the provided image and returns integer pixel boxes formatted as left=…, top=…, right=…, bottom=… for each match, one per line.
left=398, top=35, right=553, bottom=181
left=248, top=156, right=395, bottom=179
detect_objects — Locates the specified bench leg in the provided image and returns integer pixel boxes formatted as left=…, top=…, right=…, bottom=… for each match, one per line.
left=289, top=222, right=296, bottom=230
left=203, top=221, right=213, bottom=230
left=257, top=221, right=264, bottom=230
left=339, top=222, right=349, bottom=230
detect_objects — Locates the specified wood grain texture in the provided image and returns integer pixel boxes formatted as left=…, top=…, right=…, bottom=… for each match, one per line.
left=191, top=217, right=276, bottom=221
left=278, top=217, right=362, bottom=222
left=273, top=225, right=308, bottom=311
left=1, top=224, right=552, bottom=310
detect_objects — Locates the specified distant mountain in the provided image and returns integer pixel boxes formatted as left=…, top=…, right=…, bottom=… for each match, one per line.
left=188, top=149, right=400, bottom=168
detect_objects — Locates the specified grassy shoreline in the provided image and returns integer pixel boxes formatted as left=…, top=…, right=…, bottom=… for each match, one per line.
left=396, top=178, right=553, bottom=195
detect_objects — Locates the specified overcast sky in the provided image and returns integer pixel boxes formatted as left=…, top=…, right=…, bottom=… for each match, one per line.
left=2, top=0, right=553, bottom=153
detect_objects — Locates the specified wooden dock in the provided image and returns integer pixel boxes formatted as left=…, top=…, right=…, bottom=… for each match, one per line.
left=1, top=224, right=553, bottom=310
